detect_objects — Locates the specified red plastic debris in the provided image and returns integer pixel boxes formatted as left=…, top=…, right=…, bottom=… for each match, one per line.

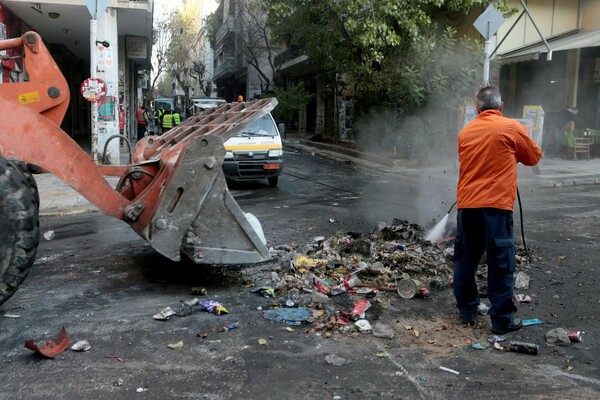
left=350, top=299, right=371, bottom=321
left=24, top=327, right=70, bottom=358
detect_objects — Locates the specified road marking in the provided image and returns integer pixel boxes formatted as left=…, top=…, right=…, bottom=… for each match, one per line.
left=539, top=364, right=600, bottom=386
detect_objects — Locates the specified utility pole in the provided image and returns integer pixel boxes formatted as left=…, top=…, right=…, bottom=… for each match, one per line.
left=85, top=0, right=110, bottom=163
left=473, top=5, right=505, bottom=85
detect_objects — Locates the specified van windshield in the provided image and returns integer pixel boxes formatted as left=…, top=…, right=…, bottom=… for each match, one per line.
left=237, top=115, right=278, bottom=137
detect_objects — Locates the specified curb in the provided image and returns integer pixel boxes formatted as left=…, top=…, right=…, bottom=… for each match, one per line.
left=545, top=177, right=600, bottom=188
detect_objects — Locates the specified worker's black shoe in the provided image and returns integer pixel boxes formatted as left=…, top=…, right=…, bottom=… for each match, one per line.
left=460, top=317, right=476, bottom=326
left=491, top=317, right=523, bottom=335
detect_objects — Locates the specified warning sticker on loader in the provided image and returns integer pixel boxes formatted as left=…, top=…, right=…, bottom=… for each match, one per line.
left=18, top=92, right=40, bottom=104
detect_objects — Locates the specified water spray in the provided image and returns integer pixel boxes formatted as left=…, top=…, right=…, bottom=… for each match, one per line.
left=424, top=200, right=457, bottom=243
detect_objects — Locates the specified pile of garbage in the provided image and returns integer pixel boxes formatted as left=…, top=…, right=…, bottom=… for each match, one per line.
left=251, top=219, right=456, bottom=334
left=272, top=219, right=453, bottom=297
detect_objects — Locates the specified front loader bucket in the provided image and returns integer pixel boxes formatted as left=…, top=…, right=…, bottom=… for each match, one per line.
left=148, top=135, right=270, bottom=264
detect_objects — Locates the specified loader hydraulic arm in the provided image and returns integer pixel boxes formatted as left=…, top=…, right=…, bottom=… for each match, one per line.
left=0, top=31, right=131, bottom=220
left=0, top=31, right=275, bottom=265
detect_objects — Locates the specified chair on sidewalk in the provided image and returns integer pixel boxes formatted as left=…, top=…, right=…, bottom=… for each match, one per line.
left=573, top=137, right=591, bottom=160
left=564, top=123, right=591, bottom=160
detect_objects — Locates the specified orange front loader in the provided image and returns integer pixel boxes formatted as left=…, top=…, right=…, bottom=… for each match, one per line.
left=0, top=31, right=273, bottom=306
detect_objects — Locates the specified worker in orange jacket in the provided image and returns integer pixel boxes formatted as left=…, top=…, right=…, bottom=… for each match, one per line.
left=454, top=85, right=542, bottom=335
left=136, top=105, right=149, bottom=140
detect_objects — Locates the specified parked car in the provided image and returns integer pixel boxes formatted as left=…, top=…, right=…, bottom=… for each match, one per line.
left=222, top=112, right=283, bottom=187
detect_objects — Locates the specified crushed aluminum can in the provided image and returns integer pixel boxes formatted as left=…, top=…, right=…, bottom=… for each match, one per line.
left=350, top=299, right=371, bottom=321
left=153, top=306, right=176, bottom=321
left=515, top=294, right=532, bottom=303
left=71, top=340, right=92, bottom=352
left=567, top=331, right=582, bottom=342
left=487, top=335, right=507, bottom=344
left=311, top=275, right=332, bottom=295
left=333, top=276, right=361, bottom=294
left=478, top=304, right=489, bottom=315
left=355, top=319, right=373, bottom=333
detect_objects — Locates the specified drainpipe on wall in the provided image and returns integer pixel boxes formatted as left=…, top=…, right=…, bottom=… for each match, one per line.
left=564, top=48, right=581, bottom=108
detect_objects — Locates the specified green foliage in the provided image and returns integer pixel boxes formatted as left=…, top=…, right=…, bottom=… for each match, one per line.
left=268, top=84, right=313, bottom=127
left=204, top=12, right=220, bottom=50
left=263, top=0, right=510, bottom=154
left=155, top=77, right=172, bottom=98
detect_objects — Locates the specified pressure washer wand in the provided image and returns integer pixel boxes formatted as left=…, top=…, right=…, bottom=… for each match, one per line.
left=447, top=201, right=457, bottom=214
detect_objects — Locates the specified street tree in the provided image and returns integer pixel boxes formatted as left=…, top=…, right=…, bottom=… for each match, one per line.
left=149, top=16, right=170, bottom=102
left=239, top=0, right=281, bottom=94
left=165, top=4, right=199, bottom=110
left=264, top=0, right=514, bottom=146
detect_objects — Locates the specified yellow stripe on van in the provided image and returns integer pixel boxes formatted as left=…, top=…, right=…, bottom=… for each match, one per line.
left=225, top=144, right=283, bottom=151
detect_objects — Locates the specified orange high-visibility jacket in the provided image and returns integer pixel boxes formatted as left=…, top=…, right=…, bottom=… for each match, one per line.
left=457, top=109, right=542, bottom=211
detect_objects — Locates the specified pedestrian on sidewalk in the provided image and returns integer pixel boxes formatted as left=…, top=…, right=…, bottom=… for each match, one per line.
left=453, top=85, right=542, bottom=335
left=136, top=105, right=149, bottom=140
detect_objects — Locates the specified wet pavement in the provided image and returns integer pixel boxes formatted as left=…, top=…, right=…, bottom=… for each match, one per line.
left=2, top=138, right=599, bottom=399
left=36, top=138, right=600, bottom=217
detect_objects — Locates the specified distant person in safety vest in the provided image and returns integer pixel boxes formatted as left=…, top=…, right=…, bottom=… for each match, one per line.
left=161, top=109, right=174, bottom=133
left=156, top=107, right=165, bottom=135
left=173, top=108, right=182, bottom=125
left=453, top=85, right=542, bottom=335
left=161, top=108, right=181, bottom=133
left=136, top=105, right=149, bottom=140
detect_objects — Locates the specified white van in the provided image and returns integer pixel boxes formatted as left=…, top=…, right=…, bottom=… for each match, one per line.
left=222, top=112, right=283, bottom=187
left=192, top=98, right=227, bottom=115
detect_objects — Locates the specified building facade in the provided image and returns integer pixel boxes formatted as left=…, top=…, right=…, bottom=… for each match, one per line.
left=496, top=0, right=600, bottom=129
left=0, top=0, right=153, bottom=164
left=212, top=0, right=278, bottom=102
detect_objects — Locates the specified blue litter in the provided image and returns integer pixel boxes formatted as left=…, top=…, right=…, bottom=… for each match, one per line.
left=263, top=307, right=312, bottom=323
left=522, top=318, right=544, bottom=327
left=471, top=341, right=491, bottom=350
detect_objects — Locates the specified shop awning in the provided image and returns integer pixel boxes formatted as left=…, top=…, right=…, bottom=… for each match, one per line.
left=497, top=29, right=600, bottom=64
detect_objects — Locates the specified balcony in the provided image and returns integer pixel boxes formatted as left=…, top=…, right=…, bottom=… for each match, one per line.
left=274, top=45, right=305, bottom=67
left=213, top=57, right=236, bottom=79
left=216, top=20, right=235, bottom=45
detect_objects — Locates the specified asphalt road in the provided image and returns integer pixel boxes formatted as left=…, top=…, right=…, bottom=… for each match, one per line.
left=0, top=149, right=599, bottom=399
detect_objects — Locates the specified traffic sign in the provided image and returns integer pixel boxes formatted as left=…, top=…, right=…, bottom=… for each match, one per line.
left=80, top=77, right=106, bottom=102
left=85, top=0, right=111, bottom=19
left=473, top=5, right=505, bottom=40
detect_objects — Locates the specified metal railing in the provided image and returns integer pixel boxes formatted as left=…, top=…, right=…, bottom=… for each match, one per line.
left=213, top=57, right=236, bottom=78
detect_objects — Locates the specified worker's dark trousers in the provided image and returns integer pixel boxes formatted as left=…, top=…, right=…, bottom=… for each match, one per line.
left=453, top=208, right=517, bottom=331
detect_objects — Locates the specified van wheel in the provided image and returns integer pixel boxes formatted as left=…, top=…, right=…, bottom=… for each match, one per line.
left=0, top=157, right=40, bottom=307
left=268, top=176, right=278, bottom=187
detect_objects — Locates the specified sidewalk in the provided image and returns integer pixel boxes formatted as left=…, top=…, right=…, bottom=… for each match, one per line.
left=35, top=138, right=600, bottom=216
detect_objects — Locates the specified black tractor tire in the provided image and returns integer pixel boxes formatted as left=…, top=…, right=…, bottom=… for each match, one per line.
left=268, top=176, right=279, bottom=187
left=13, top=161, right=40, bottom=206
left=0, top=157, right=40, bottom=307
